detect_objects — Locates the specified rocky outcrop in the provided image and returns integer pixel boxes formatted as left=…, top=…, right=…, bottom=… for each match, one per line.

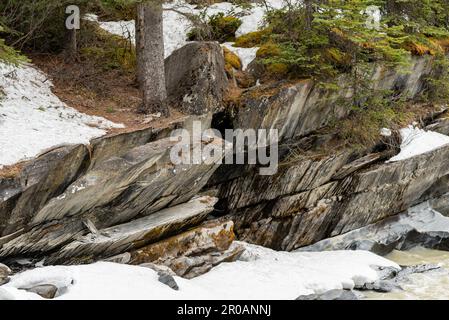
left=203, top=53, right=449, bottom=252
left=157, top=273, right=179, bottom=291
left=129, top=220, right=244, bottom=279
left=0, top=40, right=232, bottom=266
left=0, top=144, right=89, bottom=238
left=235, top=56, right=433, bottom=144
left=301, top=202, right=449, bottom=255
left=0, top=113, right=230, bottom=262
left=165, top=42, right=228, bottom=115
left=45, top=196, right=218, bottom=265
left=213, top=142, right=449, bottom=251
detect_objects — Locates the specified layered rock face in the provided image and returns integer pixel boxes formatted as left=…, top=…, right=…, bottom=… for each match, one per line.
left=301, top=201, right=449, bottom=255
left=0, top=41, right=236, bottom=266
left=46, top=196, right=219, bottom=265
left=209, top=55, right=449, bottom=251
left=0, top=114, right=230, bottom=262
left=212, top=143, right=449, bottom=251
left=0, top=44, right=445, bottom=272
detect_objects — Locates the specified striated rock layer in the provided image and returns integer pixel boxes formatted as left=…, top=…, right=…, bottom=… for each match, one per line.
left=208, top=55, right=449, bottom=251
left=0, top=114, right=229, bottom=262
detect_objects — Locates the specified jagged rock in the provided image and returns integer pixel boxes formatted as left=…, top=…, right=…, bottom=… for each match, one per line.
left=165, top=42, right=228, bottom=115
left=296, top=289, right=361, bottom=300
left=0, top=144, right=89, bottom=237
left=356, top=264, right=441, bottom=294
left=0, top=128, right=230, bottom=259
left=301, top=202, right=449, bottom=255
left=157, top=273, right=179, bottom=291
left=87, top=114, right=212, bottom=170
left=202, top=55, right=446, bottom=251
left=45, top=196, right=219, bottom=265
left=212, top=138, right=449, bottom=251
left=0, top=263, right=11, bottom=285
left=87, top=118, right=186, bottom=170
left=23, top=284, right=58, bottom=299
left=374, top=266, right=400, bottom=281
left=129, top=221, right=245, bottom=279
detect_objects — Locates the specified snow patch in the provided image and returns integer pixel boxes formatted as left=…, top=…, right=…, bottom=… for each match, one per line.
left=0, top=63, right=123, bottom=167
left=1, top=242, right=399, bottom=300
left=388, top=126, right=449, bottom=162
left=88, top=0, right=289, bottom=60
left=222, top=43, right=259, bottom=70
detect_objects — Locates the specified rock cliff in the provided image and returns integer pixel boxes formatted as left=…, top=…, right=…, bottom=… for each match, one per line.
left=0, top=45, right=447, bottom=271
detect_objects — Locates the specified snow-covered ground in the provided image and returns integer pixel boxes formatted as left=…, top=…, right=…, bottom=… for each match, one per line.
left=388, top=126, right=449, bottom=162
left=0, top=63, right=123, bottom=168
left=87, top=0, right=287, bottom=63
left=0, top=242, right=399, bottom=300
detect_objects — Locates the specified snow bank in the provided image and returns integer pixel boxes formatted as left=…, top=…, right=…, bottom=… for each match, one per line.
left=388, top=126, right=449, bottom=162
left=88, top=0, right=288, bottom=62
left=0, top=242, right=399, bottom=300
left=0, top=63, right=123, bottom=167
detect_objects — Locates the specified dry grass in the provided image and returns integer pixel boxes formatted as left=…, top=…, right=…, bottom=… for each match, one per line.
left=0, top=163, right=24, bottom=179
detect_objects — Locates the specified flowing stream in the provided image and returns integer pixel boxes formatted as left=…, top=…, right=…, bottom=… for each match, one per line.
left=365, top=247, right=449, bottom=300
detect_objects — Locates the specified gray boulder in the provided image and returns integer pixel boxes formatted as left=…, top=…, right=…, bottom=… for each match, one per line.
left=24, top=284, right=58, bottom=299
left=157, top=272, right=179, bottom=291
left=165, top=42, right=228, bottom=115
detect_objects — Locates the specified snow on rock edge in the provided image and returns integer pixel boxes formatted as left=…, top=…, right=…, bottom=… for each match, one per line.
left=0, top=242, right=399, bottom=300
left=388, top=126, right=449, bottom=162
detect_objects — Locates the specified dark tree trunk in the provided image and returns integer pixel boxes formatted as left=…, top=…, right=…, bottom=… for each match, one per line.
left=136, top=1, right=169, bottom=116
left=66, top=28, right=77, bottom=61
left=304, top=0, right=314, bottom=31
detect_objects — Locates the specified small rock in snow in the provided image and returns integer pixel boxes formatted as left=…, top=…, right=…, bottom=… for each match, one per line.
left=157, top=272, right=179, bottom=291
left=23, top=284, right=58, bottom=299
